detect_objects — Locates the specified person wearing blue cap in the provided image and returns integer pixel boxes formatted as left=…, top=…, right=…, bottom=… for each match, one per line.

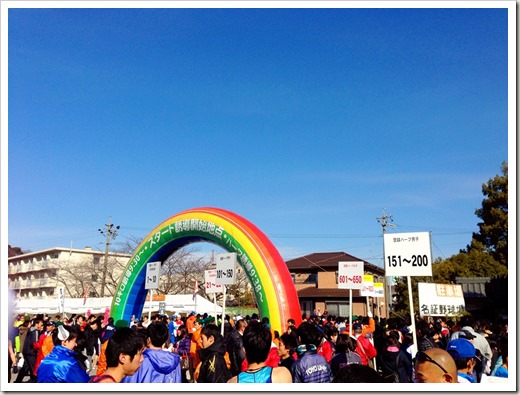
left=446, top=338, right=479, bottom=383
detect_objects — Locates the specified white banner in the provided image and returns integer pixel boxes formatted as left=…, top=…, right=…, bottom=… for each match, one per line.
left=417, top=282, right=465, bottom=317
left=205, top=269, right=223, bottom=294
left=337, top=261, right=364, bottom=290
left=384, top=232, right=432, bottom=276
left=58, top=287, right=65, bottom=313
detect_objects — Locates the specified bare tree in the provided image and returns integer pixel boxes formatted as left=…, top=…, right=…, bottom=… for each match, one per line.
left=114, top=235, right=144, bottom=255
left=227, top=267, right=255, bottom=306
left=159, top=246, right=213, bottom=297
left=55, top=254, right=128, bottom=298
left=116, top=238, right=218, bottom=299
left=53, top=236, right=227, bottom=301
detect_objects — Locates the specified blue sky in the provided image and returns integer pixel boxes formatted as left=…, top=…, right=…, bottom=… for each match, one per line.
left=5, top=4, right=512, bottom=267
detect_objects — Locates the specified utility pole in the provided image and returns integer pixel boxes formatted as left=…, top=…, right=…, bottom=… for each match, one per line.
left=98, top=217, right=120, bottom=298
left=377, top=208, right=395, bottom=318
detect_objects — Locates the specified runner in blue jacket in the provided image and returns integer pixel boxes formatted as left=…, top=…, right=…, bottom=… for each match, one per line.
left=291, top=322, right=331, bottom=383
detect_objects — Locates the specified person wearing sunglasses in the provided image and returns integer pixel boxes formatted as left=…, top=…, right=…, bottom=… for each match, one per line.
left=414, top=348, right=458, bottom=383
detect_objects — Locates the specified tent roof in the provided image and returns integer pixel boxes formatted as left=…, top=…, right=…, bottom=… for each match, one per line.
left=13, top=294, right=223, bottom=316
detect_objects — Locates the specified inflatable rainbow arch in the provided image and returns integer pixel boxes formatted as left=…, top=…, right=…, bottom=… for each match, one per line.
left=110, top=207, right=302, bottom=333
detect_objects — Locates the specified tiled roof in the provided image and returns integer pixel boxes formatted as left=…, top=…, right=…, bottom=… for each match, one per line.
left=285, top=252, right=384, bottom=275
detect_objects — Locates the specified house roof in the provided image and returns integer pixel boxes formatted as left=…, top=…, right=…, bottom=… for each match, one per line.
left=8, top=247, right=132, bottom=260
left=285, top=252, right=385, bottom=276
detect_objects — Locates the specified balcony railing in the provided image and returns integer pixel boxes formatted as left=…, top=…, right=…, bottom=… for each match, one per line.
left=8, top=261, right=58, bottom=275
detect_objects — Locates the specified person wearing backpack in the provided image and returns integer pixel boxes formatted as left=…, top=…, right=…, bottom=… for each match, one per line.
left=378, top=330, right=412, bottom=383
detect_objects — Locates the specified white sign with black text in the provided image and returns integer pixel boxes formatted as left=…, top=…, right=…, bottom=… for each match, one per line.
left=145, top=261, right=161, bottom=289
left=384, top=232, right=432, bottom=277
left=215, top=253, right=237, bottom=285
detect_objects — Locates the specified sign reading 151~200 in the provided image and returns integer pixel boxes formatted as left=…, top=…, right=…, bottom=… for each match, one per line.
left=384, top=232, right=432, bottom=277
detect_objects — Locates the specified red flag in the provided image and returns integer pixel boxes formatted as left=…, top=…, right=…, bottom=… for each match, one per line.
left=193, top=279, right=198, bottom=301
left=83, top=285, right=89, bottom=305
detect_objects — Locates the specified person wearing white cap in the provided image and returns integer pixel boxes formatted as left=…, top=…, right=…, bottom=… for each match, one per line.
left=37, top=325, right=90, bottom=383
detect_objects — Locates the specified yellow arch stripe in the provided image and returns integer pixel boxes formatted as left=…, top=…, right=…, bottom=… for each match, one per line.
left=152, top=211, right=283, bottom=332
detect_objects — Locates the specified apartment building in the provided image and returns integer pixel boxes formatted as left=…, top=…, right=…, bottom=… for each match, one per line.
left=8, top=247, right=131, bottom=300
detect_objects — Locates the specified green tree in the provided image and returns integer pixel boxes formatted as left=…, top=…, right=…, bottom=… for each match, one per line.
left=468, top=161, right=508, bottom=267
left=434, top=249, right=507, bottom=283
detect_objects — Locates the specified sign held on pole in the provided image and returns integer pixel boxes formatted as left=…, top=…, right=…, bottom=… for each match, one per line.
left=205, top=269, right=223, bottom=294
left=215, top=253, right=238, bottom=285
left=360, top=274, right=376, bottom=297
left=337, top=261, right=364, bottom=290
left=145, top=261, right=161, bottom=290
left=383, top=232, right=432, bottom=277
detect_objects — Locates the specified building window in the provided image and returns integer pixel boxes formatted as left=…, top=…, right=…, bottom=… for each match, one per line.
left=93, top=256, right=100, bottom=264
left=326, top=301, right=350, bottom=317
left=291, top=273, right=296, bottom=283
left=305, top=274, right=317, bottom=284
left=52, top=253, right=59, bottom=259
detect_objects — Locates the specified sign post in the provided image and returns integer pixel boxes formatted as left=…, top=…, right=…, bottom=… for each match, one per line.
left=215, top=253, right=237, bottom=335
left=58, top=287, right=65, bottom=314
left=145, top=261, right=161, bottom=321
left=338, top=261, right=364, bottom=336
left=374, top=282, right=385, bottom=322
left=384, top=232, right=432, bottom=357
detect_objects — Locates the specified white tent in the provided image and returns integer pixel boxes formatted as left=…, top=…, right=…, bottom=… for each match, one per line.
left=13, top=294, right=222, bottom=316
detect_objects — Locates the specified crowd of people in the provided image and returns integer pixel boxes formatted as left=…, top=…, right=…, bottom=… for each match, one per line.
left=8, top=309, right=509, bottom=384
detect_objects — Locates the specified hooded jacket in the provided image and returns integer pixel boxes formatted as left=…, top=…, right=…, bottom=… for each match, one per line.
left=197, top=337, right=231, bottom=383
left=122, top=348, right=182, bottom=383
left=37, top=345, right=90, bottom=383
